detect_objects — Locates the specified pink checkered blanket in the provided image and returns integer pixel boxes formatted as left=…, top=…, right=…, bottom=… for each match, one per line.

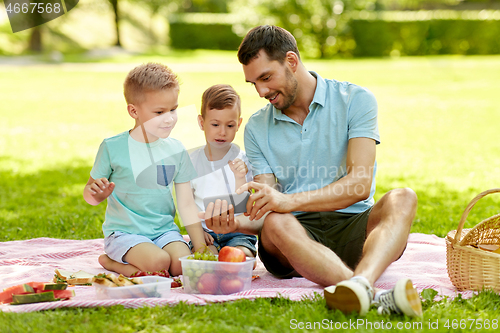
left=0, top=233, right=471, bottom=313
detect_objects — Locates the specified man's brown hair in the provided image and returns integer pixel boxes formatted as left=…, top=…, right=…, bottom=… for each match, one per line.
left=201, top=84, right=241, bottom=118
left=124, top=63, right=179, bottom=105
left=237, top=25, right=300, bottom=65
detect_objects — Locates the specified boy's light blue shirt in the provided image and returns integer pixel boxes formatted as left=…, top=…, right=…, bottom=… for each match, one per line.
left=90, top=131, right=197, bottom=238
left=244, top=72, right=380, bottom=214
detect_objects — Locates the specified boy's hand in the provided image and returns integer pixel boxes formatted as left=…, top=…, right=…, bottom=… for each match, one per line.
left=204, top=231, right=214, bottom=245
left=228, top=158, right=248, bottom=179
left=198, top=199, right=239, bottom=234
left=88, top=178, right=115, bottom=200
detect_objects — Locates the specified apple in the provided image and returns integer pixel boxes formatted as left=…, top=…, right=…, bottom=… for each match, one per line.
left=218, top=246, right=246, bottom=262
left=219, top=276, right=244, bottom=295
left=196, top=273, right=219, bottom=294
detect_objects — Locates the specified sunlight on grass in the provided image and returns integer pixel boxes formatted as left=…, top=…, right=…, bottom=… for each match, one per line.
left=1, top=54, right=500, bottom=242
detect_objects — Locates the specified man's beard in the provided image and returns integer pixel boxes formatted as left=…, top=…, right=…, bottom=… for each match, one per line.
left=273, top=67, right=298, bottom=111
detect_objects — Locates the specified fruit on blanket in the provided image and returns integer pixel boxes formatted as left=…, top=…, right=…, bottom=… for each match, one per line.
left=1, top=282, right=75, bottom=305
left=130, top=269, right=170, bottom=278
left=11, top=291, right=56, bottom=305
left=219, top=276, right=244, bottom=295
left=39, top=283, right=68, bottom=291
left=197, top=273, right=219, bottom=294
left=0, top=284, right=34, bottom=304
left=53, top=289, right=75, bottom=299
left=218, top=246, right=246, bottom=263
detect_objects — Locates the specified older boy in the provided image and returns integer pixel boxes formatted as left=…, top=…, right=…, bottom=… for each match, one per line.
left=84, top=63, right=206, bottom=277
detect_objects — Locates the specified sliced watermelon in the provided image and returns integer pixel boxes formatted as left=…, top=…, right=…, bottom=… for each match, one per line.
left=53, top=289, right=75, bottom=300
left=0, top=284, right=34, bottom=304
left=41, top=283, right=68, bottom=291
left=25, top=282, right=45, bottom=292
left=11, top=291, right=55, bottom=305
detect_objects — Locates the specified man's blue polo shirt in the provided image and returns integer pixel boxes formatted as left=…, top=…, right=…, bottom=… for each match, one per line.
left=244, top=71, right=380, bottom=214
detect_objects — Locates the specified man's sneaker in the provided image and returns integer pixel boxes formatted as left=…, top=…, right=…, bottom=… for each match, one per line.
left=373, top=278, right=422, bottom=317
left=324, top=276, right=374, bottom=316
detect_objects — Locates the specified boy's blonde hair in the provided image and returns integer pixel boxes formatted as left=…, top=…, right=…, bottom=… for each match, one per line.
left=124, top=63, right=179, bottom=105
left=201, top=84, right=241, bottom=118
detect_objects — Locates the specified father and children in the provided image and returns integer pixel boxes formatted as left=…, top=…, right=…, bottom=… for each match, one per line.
left=83, top=25, right=422, bottom=318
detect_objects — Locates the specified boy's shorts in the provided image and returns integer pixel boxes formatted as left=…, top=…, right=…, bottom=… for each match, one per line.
left=207, top=231, right=257, bottom=255
left=258, top=208, right=372, bottom=279
left=104, top=230, right=189, bottom=264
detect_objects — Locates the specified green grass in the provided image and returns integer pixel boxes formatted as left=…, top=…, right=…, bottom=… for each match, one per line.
left=1, top=52, right=500, bottom=331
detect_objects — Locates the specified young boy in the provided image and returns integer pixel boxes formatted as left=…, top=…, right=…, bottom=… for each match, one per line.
left=189, top=84, right=257, bottom=257
left=83, top=63, right=206, bottom=277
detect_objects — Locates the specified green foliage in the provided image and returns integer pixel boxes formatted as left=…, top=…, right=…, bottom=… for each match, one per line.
left=169, top=21, right=242, bottom=50
left=1, top=54, right=500, bottom=329
left=351, top=17, right=500, bottom=57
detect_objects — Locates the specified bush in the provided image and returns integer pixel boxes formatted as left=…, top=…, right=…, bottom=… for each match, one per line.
left=350, top=11, right=500, bottom=57
left=169, top=22, right=242, bottom=50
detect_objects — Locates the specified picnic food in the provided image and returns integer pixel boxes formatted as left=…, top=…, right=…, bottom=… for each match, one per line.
left=187, top=246, right=217, bottom=261
left=197, top=273, right=219, bottom=294
left=93, top=273, right=142, bottom=287
left=218, top=246, right=246, bottom=263
left=130, top=269, right=170, bottom=278
left=219, top=276, right=244, bottom=294
left=0, top=282, right=74, bottom=305
left=54, top=269, right=95, bottom=285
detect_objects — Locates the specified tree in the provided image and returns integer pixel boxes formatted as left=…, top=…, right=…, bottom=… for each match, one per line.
left=231, top=0, right=376, bottom=58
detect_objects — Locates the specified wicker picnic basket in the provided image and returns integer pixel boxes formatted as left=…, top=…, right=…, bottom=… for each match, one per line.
left=446, top=188, right=500, bottom=292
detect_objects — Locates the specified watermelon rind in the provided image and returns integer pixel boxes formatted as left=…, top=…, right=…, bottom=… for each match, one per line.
left=42, top=283, right=68, bottom=291
left=11, top=291, right=56, bottom=305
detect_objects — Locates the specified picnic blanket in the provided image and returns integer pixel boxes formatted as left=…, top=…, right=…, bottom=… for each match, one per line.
left=0, top=233, right=473, bottom=313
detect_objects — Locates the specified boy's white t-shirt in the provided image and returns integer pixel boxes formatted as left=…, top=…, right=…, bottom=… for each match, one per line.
left=189, top=144, right=253, bottom=231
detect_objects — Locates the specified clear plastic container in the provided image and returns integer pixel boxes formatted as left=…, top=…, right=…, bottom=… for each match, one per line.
left=180, top=255, right=255, bottom=295
left=93, top=276, right=172, bottom=300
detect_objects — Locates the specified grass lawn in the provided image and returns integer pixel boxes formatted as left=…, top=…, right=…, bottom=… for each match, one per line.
left=1, top=52, right=500, bottom=332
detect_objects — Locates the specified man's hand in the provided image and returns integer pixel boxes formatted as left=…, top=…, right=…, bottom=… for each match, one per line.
left=228, top=158, right=248, bottom=180
left=236, top=181, right=292, bottom=220
left=198, top=199, right=239, bottom=234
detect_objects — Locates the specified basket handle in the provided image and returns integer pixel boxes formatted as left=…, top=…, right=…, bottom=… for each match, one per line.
left=453, top=188, right=500, bottom=245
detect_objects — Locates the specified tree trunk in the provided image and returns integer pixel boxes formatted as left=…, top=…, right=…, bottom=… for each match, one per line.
left=29, top=27, right=43, bottom=53
left=109, top=0, right=121, bottom=47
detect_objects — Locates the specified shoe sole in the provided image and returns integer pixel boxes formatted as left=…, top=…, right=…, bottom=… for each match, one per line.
left=324, top=281, right=370, bottom=316
left=394, top=279, right=423, bottom=317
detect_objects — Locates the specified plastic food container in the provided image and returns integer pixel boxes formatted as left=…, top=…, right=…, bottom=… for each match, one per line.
left=93, top=276, right=172, bottom=300
left=180, top=255, right=255, bottom=295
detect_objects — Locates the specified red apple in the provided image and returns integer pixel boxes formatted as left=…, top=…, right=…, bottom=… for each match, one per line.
left=219, top=276, right=244, bottom=295
left=196, top=273, right=219, bottom=294
left=218, top=246, right=246, bottom=262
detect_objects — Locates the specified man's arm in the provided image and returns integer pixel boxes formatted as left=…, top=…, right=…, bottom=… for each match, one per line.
left=237, top=137, right=376, bottom=220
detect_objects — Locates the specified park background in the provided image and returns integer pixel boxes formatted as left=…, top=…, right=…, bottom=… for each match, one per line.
left=1, top=0, right=500, bottom=332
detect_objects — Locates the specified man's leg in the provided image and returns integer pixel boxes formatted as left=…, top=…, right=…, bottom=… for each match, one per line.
left=260, top=212, right=353, bottom=286
left=325, top=188, right=421, bottom=317
left=354, top=187, right=417, bottom=284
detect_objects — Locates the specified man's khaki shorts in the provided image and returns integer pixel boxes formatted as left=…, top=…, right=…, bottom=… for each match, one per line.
left=258, top=207, right=372, bottom=278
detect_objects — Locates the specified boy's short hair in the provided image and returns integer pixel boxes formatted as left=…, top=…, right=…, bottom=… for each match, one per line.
left=201, top=84, right=241, bottom=118
left=237, top=25, right=300, bottom=66
left=124, top=63, right=179, bottom=105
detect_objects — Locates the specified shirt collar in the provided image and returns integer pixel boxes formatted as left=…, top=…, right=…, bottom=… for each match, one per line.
left=272, top=71, right=326, bottom=122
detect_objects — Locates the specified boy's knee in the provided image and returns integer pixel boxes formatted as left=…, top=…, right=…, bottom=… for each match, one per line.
left=142, top=254, right=171, bottom=272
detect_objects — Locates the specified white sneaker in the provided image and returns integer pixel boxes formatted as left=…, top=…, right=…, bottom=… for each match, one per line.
left=324, top=276, right=374, bottom=316
left=374, top=279, right=422, bottom=317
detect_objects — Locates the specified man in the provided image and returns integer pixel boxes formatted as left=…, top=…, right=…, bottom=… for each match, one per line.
left=201, top=25, right=422, bottom=317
